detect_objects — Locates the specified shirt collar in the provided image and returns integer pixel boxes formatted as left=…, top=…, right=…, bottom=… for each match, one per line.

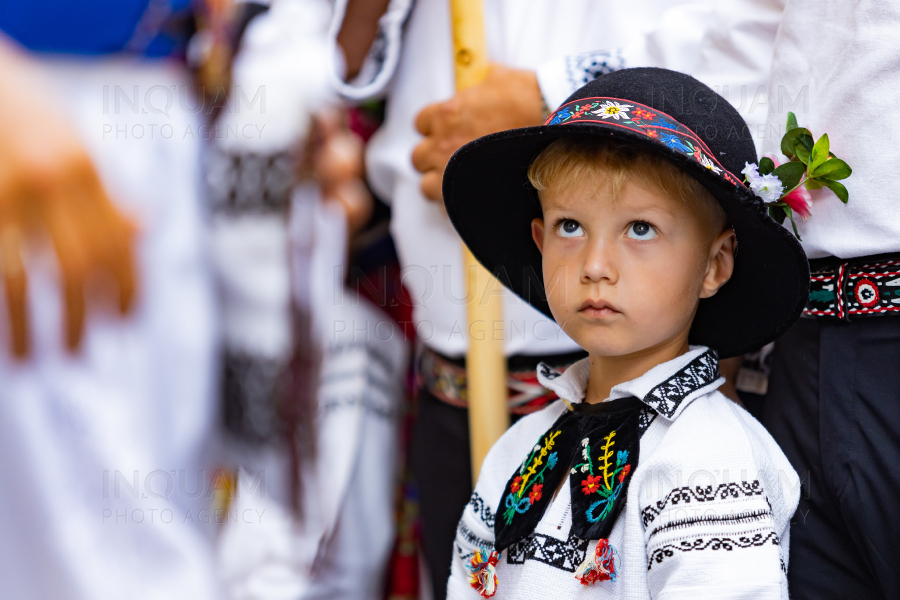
left=536, top=346, right=723, bottom=422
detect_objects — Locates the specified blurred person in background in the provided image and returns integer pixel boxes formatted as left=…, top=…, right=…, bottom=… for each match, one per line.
left=331, top=0, right=784, bottom=596
left=0, top=0, right=412, bottom=598
left=0, top=1, right=219, bottom=598
left=204, top=2, right=410, bottom=598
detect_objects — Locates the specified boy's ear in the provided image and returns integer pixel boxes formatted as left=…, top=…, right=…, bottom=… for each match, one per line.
left=531, top=218, right=545, bottom=254
left=699, top=228, right=736, bottom=299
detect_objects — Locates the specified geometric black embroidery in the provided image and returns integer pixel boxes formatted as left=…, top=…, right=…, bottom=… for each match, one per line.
left=642, top=350, right=720, bottom=418
left=638, top=405, right=658, bottom=435
left=468, top=491, right=496, bottom=528
left=647, top=509, right=773, bottom=540
left=641, top=480, right=764, bottom=527
left=507, top=533, right=589, bottom=573
left=457, top=522, right=494, bottom=555
left=205, top=148, right=294, bottom=216
left=647, top=531, right=780, bottom=570
left=565, top=49, right=626, bottom=89
left=537, top=362, right=563, bottom=381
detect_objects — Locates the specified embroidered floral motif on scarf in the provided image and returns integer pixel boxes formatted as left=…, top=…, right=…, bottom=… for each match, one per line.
left=573, top=433, right=632, bottom=524
left=568, top=410, right=640, bottom=542
left=502, top=429, right=563, bottom=526
left=544, top=97, right=741, bottom=186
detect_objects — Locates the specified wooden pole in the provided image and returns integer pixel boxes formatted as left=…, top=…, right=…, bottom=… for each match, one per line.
left=448, top=0, right=510, bottom=482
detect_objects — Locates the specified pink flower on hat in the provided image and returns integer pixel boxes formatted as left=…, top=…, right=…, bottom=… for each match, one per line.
left=764, top=154, right=812, bottom=220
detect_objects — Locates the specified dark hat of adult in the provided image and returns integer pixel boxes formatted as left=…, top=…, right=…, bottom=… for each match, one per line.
left=443, top=67, right=809, bottom=358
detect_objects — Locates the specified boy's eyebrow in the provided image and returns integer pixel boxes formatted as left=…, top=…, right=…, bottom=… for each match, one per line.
left=541, top=197, right=680, bottom=218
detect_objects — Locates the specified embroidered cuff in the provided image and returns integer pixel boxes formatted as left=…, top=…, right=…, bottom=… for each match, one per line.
left=535, top=49, right=626, bottom=112
left=328, top=0, right=413, bottom=102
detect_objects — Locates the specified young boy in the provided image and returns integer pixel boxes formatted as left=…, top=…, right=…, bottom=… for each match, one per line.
left=440, top=67, right=808, bottom=599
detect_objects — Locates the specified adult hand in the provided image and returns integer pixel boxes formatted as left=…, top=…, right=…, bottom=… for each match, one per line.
left=0, top=38, right=136, bottom=358
left=310, top=109, right=373, bottom=236
left=411, top=65, right=546, bottom=205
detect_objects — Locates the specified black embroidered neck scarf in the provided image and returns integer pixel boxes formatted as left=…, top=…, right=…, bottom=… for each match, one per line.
left=494, top=397, right=643, bottom=553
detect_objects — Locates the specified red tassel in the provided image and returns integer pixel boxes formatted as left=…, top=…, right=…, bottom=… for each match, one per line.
left=574, top=538, right=618, bottom=585
left=467, top=548, right=500, bottom=597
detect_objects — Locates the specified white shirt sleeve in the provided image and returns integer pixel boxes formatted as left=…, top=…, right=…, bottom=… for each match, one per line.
left=327, top=0, right=414, bottom=102
left=534, top=0, right=784, bottom=120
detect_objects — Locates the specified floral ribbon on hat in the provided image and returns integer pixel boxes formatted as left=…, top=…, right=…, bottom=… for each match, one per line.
left=742, top=111, right=853, bottom=240
left=466, top=399, right=642, bottom=596
left=545, top=97, right=744, bottom=187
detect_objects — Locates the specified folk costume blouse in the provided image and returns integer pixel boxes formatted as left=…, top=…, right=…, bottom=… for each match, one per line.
left=448, top=347, right=799, bottom=599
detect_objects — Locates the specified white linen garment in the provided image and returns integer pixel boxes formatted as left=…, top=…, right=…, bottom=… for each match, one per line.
left=449, top=347, right=799, bottom=599
left=0, top=59, right=219, bottom=600
left=216, top=194, right=408, bottom=600
left=329, top=0, right=784, bottom=358
left=762, top=0, right=900, bottom=259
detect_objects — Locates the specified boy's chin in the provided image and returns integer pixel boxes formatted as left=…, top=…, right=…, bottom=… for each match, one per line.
left=565, top=331, right=639, bottom=358
left=566, top=327, right=681, bottom=358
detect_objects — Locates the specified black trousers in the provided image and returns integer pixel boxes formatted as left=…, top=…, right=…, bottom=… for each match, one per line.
left=410, top=387, right=474, bottom=600
left=764, top=317, right=900, bottom=599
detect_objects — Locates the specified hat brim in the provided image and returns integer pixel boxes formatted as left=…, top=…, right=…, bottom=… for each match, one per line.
left=443, top=122, right=809, bottom=358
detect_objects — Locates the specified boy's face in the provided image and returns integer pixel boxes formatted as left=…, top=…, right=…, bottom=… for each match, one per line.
left=531, top=178, right=734, bottom=358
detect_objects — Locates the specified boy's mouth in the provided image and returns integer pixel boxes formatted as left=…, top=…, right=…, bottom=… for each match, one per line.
left=578, top=299, right=621, bottom=319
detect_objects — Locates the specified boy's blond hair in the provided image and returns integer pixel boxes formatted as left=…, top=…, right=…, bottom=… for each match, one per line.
left=527, top=137, right=728, bottom=234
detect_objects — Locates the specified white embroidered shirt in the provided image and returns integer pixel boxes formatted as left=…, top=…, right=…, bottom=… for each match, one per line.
left=448, top=346, right=799, bottom=599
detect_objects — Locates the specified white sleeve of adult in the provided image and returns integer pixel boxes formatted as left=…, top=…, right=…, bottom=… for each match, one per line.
left=534, top=0, right=783, bottom=130
left=326, top=0, right=414, bottom=102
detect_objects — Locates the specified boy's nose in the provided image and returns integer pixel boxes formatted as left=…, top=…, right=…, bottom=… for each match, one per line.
left=581, top=240, right=619, bottom=285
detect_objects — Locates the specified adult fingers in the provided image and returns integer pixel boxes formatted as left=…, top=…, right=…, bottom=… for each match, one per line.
left=41, top=194, right=88, bottom=352
left=414, top=102, right=440, bottom=136
left=411, top=137, right=439, bottom=174
left=419, top=170, right=444, bottom=204
left=85, top=187, right=137, bottom=315
left=0, top=225, right=29, bottom=357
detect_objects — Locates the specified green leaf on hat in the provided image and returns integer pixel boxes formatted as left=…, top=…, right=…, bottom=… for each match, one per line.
left=822, top=179, right=849, bottom=203
left=783, top=205, right=802, bottom=240
left=773, top=161, right=806, bottom=191
left=809, top=133, right=830, bottom=173
left=781, top=127, right=813, bottom=159
left=811, top=157, right=852, bottom=181
left=786, top=112, right=798, bottom=132
left=805, top=178, right=823, bottom=190
left=794, top=144, right=811, bottom=165
left=759, top=157, right=775, bottom=176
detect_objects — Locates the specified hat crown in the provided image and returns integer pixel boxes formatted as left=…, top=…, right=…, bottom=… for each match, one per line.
left=560, top=67, right=757, bottom=181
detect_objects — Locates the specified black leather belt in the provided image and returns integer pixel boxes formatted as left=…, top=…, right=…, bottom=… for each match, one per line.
left=805, top=252, right=900, bottom=320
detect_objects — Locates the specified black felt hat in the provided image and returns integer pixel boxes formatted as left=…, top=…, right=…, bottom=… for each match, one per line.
left=443, top=67, right=809, bottom=358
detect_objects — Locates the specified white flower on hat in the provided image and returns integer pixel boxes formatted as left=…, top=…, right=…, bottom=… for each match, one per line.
left=741, top=161, right=761, bottom=182
left=591, top=101, right=633, bottom=120
left=742, top=161, right=784, bottom=203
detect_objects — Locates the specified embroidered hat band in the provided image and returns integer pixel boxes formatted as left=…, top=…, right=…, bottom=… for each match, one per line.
left=545, top=96, right=743, bottom=187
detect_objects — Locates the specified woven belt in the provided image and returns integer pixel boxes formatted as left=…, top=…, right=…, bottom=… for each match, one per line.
left=804, top=252, right=900, bottom=320
left=417, top=346, right=573, bottom=416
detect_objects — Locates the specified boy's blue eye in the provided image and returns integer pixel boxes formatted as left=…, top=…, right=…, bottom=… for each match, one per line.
left=557, top=219, right=584, bottom=238
left=626, top=221, right=658, bottom=240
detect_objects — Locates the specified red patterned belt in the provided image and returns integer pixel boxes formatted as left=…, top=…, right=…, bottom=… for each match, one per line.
left=804, top=252, right=900, bottom=320
left=417, top=346, right=572, bottom=416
